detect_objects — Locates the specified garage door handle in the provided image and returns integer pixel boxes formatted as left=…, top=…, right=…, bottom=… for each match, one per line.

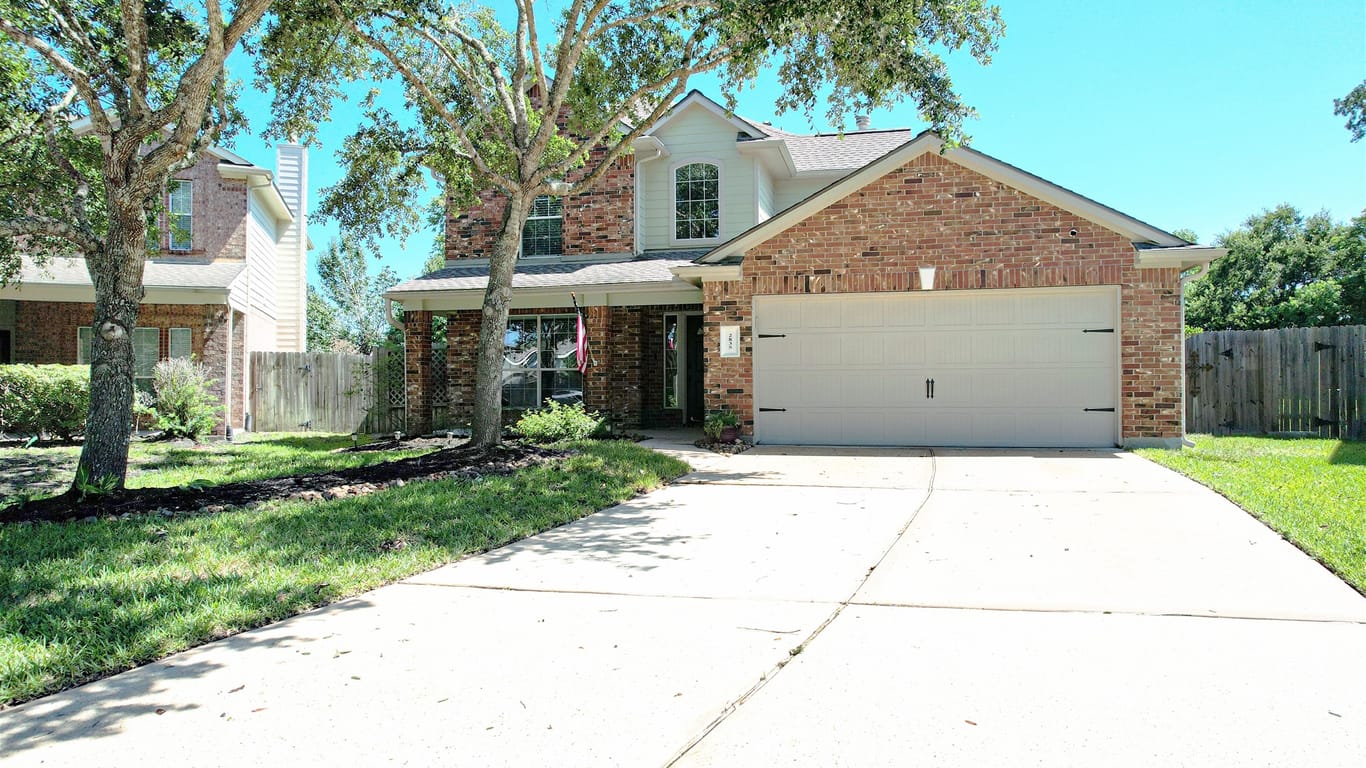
left=1082, top=328, right=1114, bottom=333
left=926, top=378, right=935, bottom=399
left=759, top=407, right=786, bottom=412
left=1083, top=407, right=1115, bottom=412
left=757, top=333, right=786, bottom=339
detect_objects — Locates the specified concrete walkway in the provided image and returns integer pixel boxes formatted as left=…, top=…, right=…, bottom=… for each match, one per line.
left=3, top=434, right=1364, bottom=766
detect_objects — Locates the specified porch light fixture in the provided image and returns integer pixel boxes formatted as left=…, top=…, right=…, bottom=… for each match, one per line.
left=918, top=266, right=936, bottom=290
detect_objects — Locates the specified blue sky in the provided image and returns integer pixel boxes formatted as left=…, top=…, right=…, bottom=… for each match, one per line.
left=224, top=0, right=1366, bottom=284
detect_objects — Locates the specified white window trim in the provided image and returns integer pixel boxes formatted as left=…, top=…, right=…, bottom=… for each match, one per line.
left=669, top=159, right=723, bottom=246
left=520, top=194, right=563, bottom=258
left=169, top=180, right=193, bottom=252
left=501, top=314, right=583, bottom=410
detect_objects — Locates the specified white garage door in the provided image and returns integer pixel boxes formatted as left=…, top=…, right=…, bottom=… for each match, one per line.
left=753, top=287, right=1119, bottom=447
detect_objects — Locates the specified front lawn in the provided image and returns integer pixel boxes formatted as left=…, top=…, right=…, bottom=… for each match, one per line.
left=1138, top=436, right=1366, bottom=593
left=0, top=433, right=432, bottom=502
left=0, top=440, right=689, bottom=706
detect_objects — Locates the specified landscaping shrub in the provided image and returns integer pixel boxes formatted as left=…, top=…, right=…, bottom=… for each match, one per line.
left=703, top=410, right=739, bottom=440
left=511, top=400, right=604, bottom=443
left=0, top=364, right=89, bottom=440
left=146, top=357, right=221, bottom=440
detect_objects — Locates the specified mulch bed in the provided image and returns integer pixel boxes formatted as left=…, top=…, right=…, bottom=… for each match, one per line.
left=694, top=438, right=751, bottom=455
left=0, top=443, right=564, bottom=525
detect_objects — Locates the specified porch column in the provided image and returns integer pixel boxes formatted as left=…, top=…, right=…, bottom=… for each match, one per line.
left=583, top=305, right=611, bottom=416
left=404, top=309, right=433, bottom=435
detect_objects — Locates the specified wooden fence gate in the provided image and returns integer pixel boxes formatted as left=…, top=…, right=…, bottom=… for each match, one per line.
left=1185, top=325, right=1365, bottom=439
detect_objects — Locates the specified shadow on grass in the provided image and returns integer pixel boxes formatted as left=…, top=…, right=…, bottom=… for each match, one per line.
left=0, top=451, right=78, bottom=500
left=0, top=440, right=688, bottom=728
left=1328, top=440, right=1365, bottom=466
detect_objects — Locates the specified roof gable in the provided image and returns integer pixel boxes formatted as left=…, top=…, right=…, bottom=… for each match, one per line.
left=697, top=133, right=1192, bottom=263
left=645, top=90, right=767, bottom=139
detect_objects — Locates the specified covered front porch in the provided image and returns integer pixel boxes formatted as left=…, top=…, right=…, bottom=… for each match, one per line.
left=389, top=251, right=709, bottom=435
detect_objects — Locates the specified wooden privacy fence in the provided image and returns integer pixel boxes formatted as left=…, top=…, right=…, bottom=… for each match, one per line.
left=249, top=348, right=408, bottom=434
left=1185, top=326, right=1365, bottom=439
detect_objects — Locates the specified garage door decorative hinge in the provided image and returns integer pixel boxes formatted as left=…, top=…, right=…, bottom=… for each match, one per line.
left=757, top=333, right=786, bottom=339
left=1083, top=407, right=1116, bottom=412
left=1082, top=328, right=1114, bottom=333
left=759, top=407, right=787, bottom=412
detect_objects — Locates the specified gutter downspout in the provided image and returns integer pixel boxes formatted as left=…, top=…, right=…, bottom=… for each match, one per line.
left=385, top=297, right=404, bottom=332
left=1178, top=262, right=1211, bottom=448
left=632, top=137, right=668, bottom=256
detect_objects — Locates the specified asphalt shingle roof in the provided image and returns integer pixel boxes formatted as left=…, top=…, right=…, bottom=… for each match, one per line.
left=782, top=130, right=915, bottom=173
left=13, top=256, right=245, bottom=290
left=387, top=249, right=709, bottom=294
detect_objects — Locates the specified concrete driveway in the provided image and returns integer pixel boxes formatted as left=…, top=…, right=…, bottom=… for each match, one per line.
left=4, top=435, right=1364, bottom=767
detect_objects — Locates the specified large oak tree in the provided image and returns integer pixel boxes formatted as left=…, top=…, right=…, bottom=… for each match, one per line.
left=0, top=0, right=273, bottom=491
left=261, top=0, right=1004, bottom=447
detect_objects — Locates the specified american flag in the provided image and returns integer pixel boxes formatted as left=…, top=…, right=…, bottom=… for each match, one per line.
left=572, top=293, right=589, bottom=374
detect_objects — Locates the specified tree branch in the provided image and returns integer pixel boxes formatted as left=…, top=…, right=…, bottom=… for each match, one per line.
left=328, top=3, right=512, bottom=193
left=0, top=14, right=111, bottom=134
left=0, top=215, right=99, bottom=254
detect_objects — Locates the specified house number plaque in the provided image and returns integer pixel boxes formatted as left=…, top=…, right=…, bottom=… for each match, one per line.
left=719, top=325, right=741, bottom=358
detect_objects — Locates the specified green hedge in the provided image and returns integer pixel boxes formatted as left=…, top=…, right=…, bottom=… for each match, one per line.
left=0, top=364, right=90, bottom=441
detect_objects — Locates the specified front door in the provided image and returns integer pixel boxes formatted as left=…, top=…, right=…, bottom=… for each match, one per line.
left=685, top=314, right=704, bottom=424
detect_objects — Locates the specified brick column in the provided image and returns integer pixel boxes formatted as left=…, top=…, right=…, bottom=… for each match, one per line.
left=446, top=311, right=480, bottom=427
left=583, top=305, right=611, bottom=415
left=404, top=310, right=433, bottom=435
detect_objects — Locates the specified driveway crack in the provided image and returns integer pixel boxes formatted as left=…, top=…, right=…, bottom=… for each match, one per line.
left=662, top=450, right=939, bottom=766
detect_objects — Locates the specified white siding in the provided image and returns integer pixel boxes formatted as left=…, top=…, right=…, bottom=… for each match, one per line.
left=274, top=144, right=308, bottom=352
left=774, top=177, right=834, bottom=211
left=246, top=200, right=279, bottom=317
left=756, top=166, right=775, bottom=223
left=640, top=105, right=756, bottom=250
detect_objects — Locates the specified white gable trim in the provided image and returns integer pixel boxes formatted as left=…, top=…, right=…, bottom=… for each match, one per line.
left=644, top=91, right=764, bottom=139
left=697, top=133, right=1191, bottom=263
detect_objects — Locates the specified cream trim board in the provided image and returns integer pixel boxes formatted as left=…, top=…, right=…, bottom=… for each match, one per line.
left=400, top=284, right=703, bottom=312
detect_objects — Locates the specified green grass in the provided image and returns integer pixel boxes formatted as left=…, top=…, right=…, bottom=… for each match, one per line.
left=0, top=440, right=689, bottom=706
left=0, top=433, right=431, bottom=501
left=1138, top=436, right=1366, bottom=593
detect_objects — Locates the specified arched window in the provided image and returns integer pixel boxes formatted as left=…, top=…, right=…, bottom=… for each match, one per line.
left=674, top=162, right=719, bottom=240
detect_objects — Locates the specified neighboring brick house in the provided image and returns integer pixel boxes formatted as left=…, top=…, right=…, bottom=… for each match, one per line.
left=388, top=91, right=1223, bottom=448
left=0, top=144, right=311, bottom=435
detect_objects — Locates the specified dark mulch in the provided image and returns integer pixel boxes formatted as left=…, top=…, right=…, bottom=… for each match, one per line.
left=0, top=443, right=564, bottom=525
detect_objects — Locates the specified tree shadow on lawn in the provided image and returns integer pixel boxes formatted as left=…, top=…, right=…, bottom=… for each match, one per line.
left=0, top=450, right=78, bottom=500
left=1328, top=440, right=1365, bottom=466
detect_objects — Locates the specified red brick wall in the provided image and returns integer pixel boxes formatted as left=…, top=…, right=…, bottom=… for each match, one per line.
left=11, top=300, right=241, bottom=433
left=703, top=152, right=1183, bottom=441
left=158, top=154, right=248, bottom=260
left=445, top=157, right=635, bottom=262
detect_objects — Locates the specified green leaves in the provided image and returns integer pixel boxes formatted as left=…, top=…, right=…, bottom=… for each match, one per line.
left=310, top=235, right=400, bottom=354
left=1186, top=205, right=1365, bottom=331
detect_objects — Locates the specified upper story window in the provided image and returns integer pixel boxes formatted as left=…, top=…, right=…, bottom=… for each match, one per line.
left=674, top=162, right=719, bottom=240
left=168, top=180, right=193, bottom=251
left=521, top=195, right=562, bottom=257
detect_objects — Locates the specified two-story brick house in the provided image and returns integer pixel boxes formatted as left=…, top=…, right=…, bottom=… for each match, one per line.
left=388, top=91, right=1222, bottom=448
left=0, top=143, right=310, bottom=435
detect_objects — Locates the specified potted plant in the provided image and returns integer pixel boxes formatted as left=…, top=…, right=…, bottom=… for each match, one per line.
left=704, top=410, right=741, bottom=443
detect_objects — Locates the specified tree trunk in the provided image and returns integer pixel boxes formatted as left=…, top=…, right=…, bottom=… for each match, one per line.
left=73, top=202, right=148, bottom=491
left=470, top=192, right=532, bottom=447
